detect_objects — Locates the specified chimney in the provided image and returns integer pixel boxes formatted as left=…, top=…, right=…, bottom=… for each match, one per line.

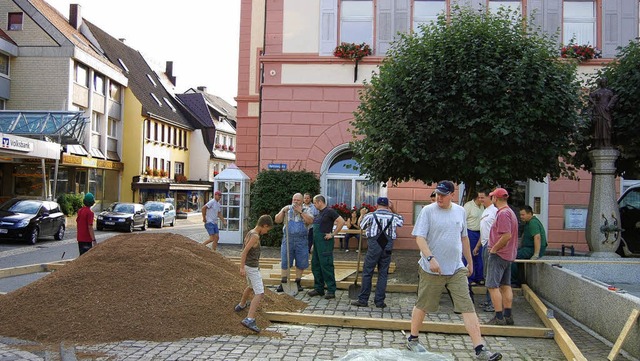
left=69, top=4, right=81, bottom=30
left=118, top=38, right=126, bottom=43
left=165, top=61, right=177, bottom=86
left=197, top=86, right=207, bottom=93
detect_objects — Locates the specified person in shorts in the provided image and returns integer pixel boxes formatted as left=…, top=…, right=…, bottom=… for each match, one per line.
left=407, top=180, right=502, bottom=361
left=202, top=190, right=226, bottom=251
left=235, top=214, right=274, bottom=333
left=485, top=188, right=519, bottom=326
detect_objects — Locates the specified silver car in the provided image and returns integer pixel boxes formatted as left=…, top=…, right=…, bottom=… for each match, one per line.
left=144, top=201, right=176, bottom=228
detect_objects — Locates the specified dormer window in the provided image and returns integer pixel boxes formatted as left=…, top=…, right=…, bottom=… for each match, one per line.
left=146, top=74, right=157, bottom=87
left=8, top=12, right=23, bottom=31
left=163, top=97, right=176, bottom=111
left=117, top=58, right=129, bottom=73
left=150, top=93, right=162, bottom=106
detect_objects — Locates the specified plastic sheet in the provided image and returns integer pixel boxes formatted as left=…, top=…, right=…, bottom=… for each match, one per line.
left=337, top=348, right=453, bottom=361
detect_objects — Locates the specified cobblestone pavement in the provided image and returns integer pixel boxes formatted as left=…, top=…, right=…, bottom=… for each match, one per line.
left=0, top=222, right=634, bottom=360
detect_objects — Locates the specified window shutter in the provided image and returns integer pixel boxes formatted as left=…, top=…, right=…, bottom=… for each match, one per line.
left=602, top=0, right=639, bottom=58
left=528, top=0, right=561, bottom=48
left=319, top=0, right=338, bottom=55
left=377, top=0, right=409, bottom=55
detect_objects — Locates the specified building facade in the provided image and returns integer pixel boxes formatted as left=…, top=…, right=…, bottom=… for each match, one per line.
left=236, top=0, right=639, bottom=251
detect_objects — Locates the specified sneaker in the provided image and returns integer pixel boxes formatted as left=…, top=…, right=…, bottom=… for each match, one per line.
left=505, top=316, right=514, bottom=325
left=486, top=317, right=506, bottom=326
left=276, top=284, right=284, bottom=293
left=307, top=289, right=324, bottom=297
left=476, top=348, right=502, bottom=360
left=351, top=300, right=368, bottom=307
left=296, top=283, right=304, bottom=292
left=483, top=305, right=495, bottom=312
left=477, top=301, right=488, bottom=308
left=324, top=293, right=335, bottom=299
left=241, top=318, right=260, bottom=333
left=234, top=301, right=249, bottom=312
left=406, top=338, right=427, bottom=353
left=375, top=303, right=387, bottom=308
left=345, top=249, right=349, bottom=253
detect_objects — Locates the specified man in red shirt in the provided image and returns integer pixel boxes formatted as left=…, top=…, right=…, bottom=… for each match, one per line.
left=485, top=188, right=519, bottom=326
left=76, top=193, right=96, bottom=255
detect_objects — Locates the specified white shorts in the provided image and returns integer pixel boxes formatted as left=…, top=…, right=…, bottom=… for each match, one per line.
left=244, top=265, right=264, bottom=294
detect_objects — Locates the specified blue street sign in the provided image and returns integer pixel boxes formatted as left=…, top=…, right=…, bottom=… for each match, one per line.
left=267, top=163, right=287, bottom=170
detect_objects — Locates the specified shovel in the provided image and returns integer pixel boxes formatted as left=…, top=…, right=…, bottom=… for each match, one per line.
left=348, top=229, right=363, bottom=300
left=281, top=210, right=298, bottom=296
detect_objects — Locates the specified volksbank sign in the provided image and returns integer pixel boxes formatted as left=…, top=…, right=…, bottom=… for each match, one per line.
left=1, top=134, right=34, bottom=152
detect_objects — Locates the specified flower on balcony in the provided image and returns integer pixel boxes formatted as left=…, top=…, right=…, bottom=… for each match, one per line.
left=333, top=42, right=372, bottom=61
left=152, top=169, right=160, bottom=177
left=213, top=171, right=219, bottom=177
left=144, top=166, right=152, bottom=175
left=175, top=174, right=188, bottom=183
left=561, top=39, right=601, bottom=62
left=214, top=143, right=221, bottom=149
left=330, top=202, right=351, bottom=220
left=222, top=144, right=228, bottom=151
left=229, top=145, right=235, bottom=152
left=159, top=169, right=168, bottom=177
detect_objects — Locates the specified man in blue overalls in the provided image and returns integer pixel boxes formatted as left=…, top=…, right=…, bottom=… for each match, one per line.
left=308, top=195, right=345, bottom=299
left=275, top=193, right=314, bottom=292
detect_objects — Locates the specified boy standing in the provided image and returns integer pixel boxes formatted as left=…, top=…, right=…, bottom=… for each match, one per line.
left=235, top=214, right=274, bottom=333
left=202, top=190, right=226, bottom=251
left=76, top=193, right=96, bottom=255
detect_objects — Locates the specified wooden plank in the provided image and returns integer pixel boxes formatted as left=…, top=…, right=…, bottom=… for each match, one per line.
left=515, top=259, right=640, bottom=265
left=0, top=264, right=47, bottom=279
left=265, top=311, right=553, bottom=338
left=522, top=284, right=587, bottom=361
left=607, top=309, right=639, bottom=361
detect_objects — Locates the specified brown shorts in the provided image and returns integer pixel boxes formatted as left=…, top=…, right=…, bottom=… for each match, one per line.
left=415, top=267, right=475, bottom=313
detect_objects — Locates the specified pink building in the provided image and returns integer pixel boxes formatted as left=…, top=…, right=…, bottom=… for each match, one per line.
left=235, top=0, right=639, bottom=252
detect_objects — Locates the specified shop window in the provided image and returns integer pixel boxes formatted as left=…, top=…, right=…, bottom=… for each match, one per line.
left=8, top=12, right=22, bottom=31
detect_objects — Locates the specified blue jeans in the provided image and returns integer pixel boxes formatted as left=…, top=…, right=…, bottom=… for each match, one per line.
left=358, top=237, right=392, bottom=306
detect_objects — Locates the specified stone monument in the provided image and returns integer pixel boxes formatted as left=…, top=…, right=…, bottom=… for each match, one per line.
left=585, top=77, right=621, bottom=257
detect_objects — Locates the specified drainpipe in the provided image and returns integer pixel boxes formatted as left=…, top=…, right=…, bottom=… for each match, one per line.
left=257, top=0, right=268, bottom=174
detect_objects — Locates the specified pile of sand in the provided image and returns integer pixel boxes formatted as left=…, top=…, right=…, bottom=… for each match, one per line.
left=0, top=233, right=306, bottom=343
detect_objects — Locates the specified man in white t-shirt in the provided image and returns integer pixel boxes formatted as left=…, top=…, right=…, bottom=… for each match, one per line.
left=202, top=190, right=226, bottom=251
left=407, top=180, right=501, bottom=360
left=474, top=189, right=497, bottom=311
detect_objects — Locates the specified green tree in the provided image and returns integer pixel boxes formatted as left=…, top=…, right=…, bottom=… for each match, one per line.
left=572, top=39, right=640, bottom=178
left=350, top=7, right=582, bottom=199
left=249, top=170, right=320, bottom=246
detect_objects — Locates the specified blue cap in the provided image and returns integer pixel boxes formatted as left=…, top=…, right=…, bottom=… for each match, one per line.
left=377, top=197, right=389, bottom=206
left=435, top=180, right=455, bottom=195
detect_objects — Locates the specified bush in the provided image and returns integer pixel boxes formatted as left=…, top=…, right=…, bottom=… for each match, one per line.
left=57, top=193, right=84, bottom=216
left=249, top=170, right=320, bottom=247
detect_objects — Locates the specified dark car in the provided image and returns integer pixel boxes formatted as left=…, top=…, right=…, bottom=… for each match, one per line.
left=144, top=201, right=176, bottom=228
left=618, top=184, right=640, bottom=257
left=96, top=202, right=147, bottom=232
left=0, top=199, right=66, bottom=245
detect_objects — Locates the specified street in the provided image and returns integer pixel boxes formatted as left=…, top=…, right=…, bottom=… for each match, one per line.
left=0, top=217, right=208, bottom=293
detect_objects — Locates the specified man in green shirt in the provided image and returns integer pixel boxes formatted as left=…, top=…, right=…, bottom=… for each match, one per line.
left=512, top=205, right=547, bottom=286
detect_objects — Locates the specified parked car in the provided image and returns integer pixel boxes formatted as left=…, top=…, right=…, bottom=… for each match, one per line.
left=144, top=201, right=176, bottom=228
left=0, top=198, right=66, bottom=245
left=96, top=202, right=147, bottom=232
left=618, top=184, right=640, bottom=257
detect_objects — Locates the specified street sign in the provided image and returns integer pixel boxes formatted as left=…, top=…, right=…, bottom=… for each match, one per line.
left=267, top=163, right=287, bottom=170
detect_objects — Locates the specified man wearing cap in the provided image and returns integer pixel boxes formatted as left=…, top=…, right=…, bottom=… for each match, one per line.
left=202, top=191, right=226, bottom=251
left=76, top=193, right=96, bottom=255
left=485, top=188, right=519, bottom=326
left=408, top=181, right=502, bottom=360
left=275, top=193, right=314, bottom=292
left=464, top=192, right=485, bottom=285
left=351, top=197, right=404, bottom=308
left=474, top=189, right=497, bottom=312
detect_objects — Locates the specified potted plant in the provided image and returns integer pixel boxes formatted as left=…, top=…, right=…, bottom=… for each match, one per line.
left=330, top=202, right=351, bottom=220
left=145, top=166, right=152, bottom=175
left=561, top=39, right=601, bottom=62
left=215, top=143, right=221, bottom=149
left=222, top=144, right=228, bottom=151
left=160, top=169, right=168, bottom=177
left=229, top=145, right=235, bottom=152
left=333, top=42, right=372, bottom=82
left=175, top=174, right=188, bottom=183
left=152, top=169, right=160, bottom=177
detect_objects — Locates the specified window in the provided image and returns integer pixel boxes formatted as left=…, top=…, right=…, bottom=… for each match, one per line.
left=146, top=73, right=157, bottom=87
left=413, top=0, right=445, bottom=31
left=179, top=130, right=183, bottom=147
left=166, top=161, right=171, bottom=176
left=489, top=0, right=520, bottom=14
left=154, top=122, right=158, bottom=141
left=91, top=112, right=102, bottom=133
left=325, top=150, right=378, bottom=208
left=153, top=158, right=158, bottom=170
left=107, top=117, right=118, bottom=137
left=563, top=0, right=596, bottom=45
left=146, top=119, right=151, bottom=139
left=75, top=63, right=89, bottom=87
left=161, top=124, right=165, bottom=143
left=340, top=0, right=373, bottom=45
left=160, top=158, right=165, bottom=171
left=0, top=99, right=5, bottom=110
left=151, top=93, right=163, bottom=106
left=117, top=58, right=129, bottom=73
left=173, top=128, right=178, bottom=146
left=145, top=156, right=150, bottom=169
left=175, top=162, right=184, bottom=175
left=93, top=73, right=105, bottom=95
left=109, top=83, right=121, bottom=101
left=183, top=131, right=187, bottom=149
left=0, top=53, right=9, bottom=76
left=163, top=97, right=176, bottom=111
left=8, top=12, right=23, bottom=31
